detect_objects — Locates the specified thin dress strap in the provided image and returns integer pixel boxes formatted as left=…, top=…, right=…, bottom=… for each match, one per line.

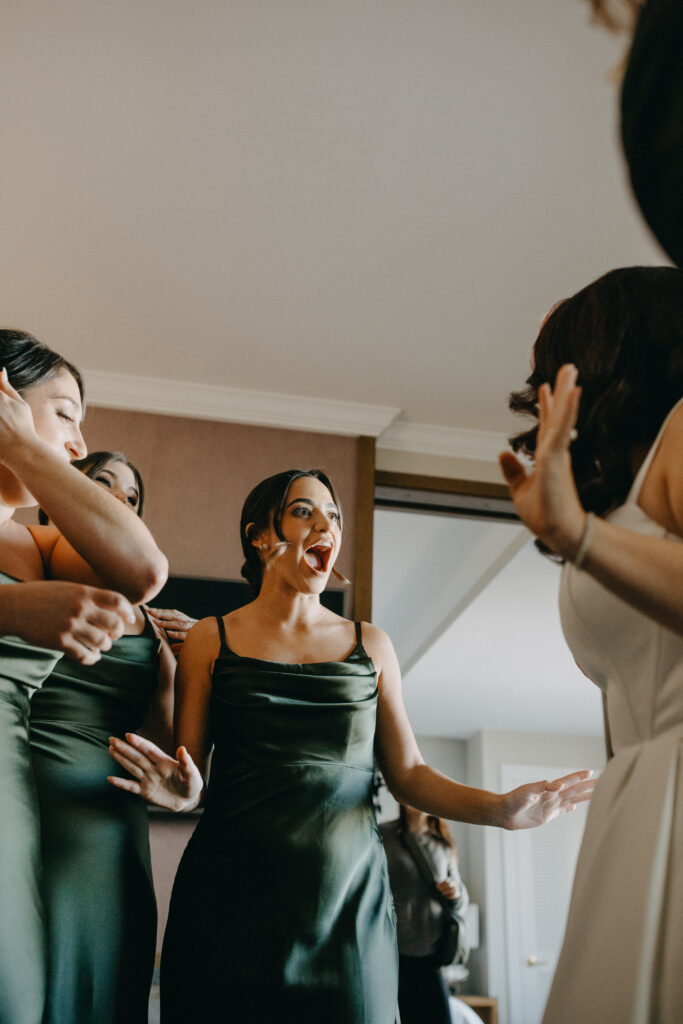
left=626, top=396, right=683, bottom=505
left=354, top=621, right=363, bottom=647
left=139, top=605, right=157, bottom=639
left=215, top=615, right=228, bottom=650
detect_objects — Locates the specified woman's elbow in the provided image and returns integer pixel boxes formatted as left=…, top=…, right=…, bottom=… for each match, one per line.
left=124, top=553, right=169, bottom=604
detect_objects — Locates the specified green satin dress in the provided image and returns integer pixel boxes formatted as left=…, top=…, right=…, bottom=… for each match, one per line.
left=29, top=612, right=160, bottom=1024
left=0, top=570, right=63, bottom=1024
left=160, top=618, right=398, bottom=1024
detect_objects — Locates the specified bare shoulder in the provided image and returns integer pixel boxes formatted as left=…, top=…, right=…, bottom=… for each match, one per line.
left=188, top=615, right=222, bottom=643
left=178, top=615, right=221, bottom=667
left=660, top=401, right=683, bottom=454
left=358, top=622, right=397, bottom=671
left=650, top=401, right=683, bottom=534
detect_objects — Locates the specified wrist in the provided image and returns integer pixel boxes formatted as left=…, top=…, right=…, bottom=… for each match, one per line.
left=543, top=512, right=587, bottom=562
left=484, top=792, right=509, bottom=829
left=178, top=785, right=204, bottom=814
left=2, top=434, right=54, bottom=477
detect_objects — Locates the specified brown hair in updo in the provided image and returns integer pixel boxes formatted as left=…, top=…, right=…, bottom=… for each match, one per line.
left=240, top=469, right=342, bottom=594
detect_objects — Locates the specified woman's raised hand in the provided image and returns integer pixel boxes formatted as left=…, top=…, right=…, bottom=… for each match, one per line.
left=499, top=364, right=587, bottom=560
left=499, top=769, right=595, bottom=830
left=0, top=367, right=38, bottom=455
left=108, top=733, right=204, bottom=812
left=1, top=581, right=135, bottom=664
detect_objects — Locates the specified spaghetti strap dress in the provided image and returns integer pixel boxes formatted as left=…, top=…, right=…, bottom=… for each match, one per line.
left=543, top=398, right=683, bottom=1024
left=29, top=609, right=160, bottom=1024
left=160, top=618, right=398, bottom=1024
left=0, top=571, right=63, bottom=1024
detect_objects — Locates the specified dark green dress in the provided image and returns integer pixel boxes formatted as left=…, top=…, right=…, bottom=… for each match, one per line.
left=30, top=612, right=160, bottom=1024
left=0, top=571, right=63, bottom=1024
left=160, top=618, right=398, bottom=1024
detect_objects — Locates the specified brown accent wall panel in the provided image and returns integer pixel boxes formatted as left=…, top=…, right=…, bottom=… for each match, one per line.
left=353, top=435, right=376, bottom=623
left=80, top=407, right=358, bottom=586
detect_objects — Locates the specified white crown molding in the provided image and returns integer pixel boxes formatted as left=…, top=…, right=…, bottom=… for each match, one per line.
left=83, top=369, right=401, bottom=439
left=83, top=369, right=506, bottom=462
left=377, top=419, right=508, bottom=464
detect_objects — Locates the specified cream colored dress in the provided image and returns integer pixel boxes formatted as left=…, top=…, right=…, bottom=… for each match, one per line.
left=543, top=401, right=683, bottom=1024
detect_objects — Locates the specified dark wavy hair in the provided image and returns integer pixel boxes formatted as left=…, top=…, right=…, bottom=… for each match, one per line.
left=240, top=469, right=342, bottom=594
left=509, top=266, right=683, bottom=518
left=0, top=329, right=84, bottom=401
left=38, top=451, right=144, bottom=525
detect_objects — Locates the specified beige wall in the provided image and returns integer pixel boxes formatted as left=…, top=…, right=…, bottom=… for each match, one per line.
left=78, top=406, right=359, bottom=586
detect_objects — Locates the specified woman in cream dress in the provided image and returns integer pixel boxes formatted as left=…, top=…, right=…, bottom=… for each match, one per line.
left=502, top=266, right=683, bottom=1024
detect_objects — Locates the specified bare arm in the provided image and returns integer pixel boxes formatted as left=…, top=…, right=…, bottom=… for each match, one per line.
left=26, top=469, right=167, bottom=604
left=500, top=365, right=683, bottom=636
left=0, top=374, right=167, bottom=602
left=0, top=580, right=135, bottom=663
left=171, top=617, right=216, bottom=780
left=369, top=624, right=593, bottom=829
left=138, top=626, right=176, bottom=751
left=108, top=617, right=216, bottom=810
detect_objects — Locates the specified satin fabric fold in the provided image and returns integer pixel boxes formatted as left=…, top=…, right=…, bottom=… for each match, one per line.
left=0, top=572, right=63, bottom=1024
left=30, top=624, right=159, bottom=1024
left=161, top=625, right=398, bottom=1024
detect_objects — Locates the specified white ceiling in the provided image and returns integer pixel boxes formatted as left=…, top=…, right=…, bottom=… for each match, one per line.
left=372, top=508, right=603, bottom=739
left=0, top=0, right=664, bottom=442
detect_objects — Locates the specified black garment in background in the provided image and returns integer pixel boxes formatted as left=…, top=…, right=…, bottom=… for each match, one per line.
left=621, top=0, right=683, bottom=266
left=398, top=955, right=452, bottom=1024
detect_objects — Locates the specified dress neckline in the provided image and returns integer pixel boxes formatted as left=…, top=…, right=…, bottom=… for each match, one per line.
left=215, top=616, right=373, bottom=669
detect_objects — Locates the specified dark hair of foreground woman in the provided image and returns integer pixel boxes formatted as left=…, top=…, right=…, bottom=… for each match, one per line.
left=509, top=266, right=683, bottom=517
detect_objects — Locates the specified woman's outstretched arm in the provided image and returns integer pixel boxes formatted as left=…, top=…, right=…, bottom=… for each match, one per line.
left=370, top=624, right=594, bottom=829
left=137, top=626, right=177, bottom=751
left=108, top=617, right=217, bottom=808
left=500, top=364, right=683, bottom=636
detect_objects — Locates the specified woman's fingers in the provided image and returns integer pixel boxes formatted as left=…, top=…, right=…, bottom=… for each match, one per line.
left=71, top=624, right=113, bottom=654
left=108, top=735, right=154, bottom=772
left=499, top=451, right=527, bottom=493
left=537, top=367, right=578, bottom=449
left=147, top=608, right=196, bottom=629
left=124, top=732, right=173, bottom=765
left=549, top=769, right=593, bottom=790
left=0, top=367, right=23, bottom=401
left=107, top=775, right=142, bottom=794
left=177, top=746, right=199, bottom=778
left=91, top=589, right=136, bottom=627
left=60, top=639, right=103, bottom=665
left=108, top=747, right=145, bottom=777
left=557, top=778, right=596, bottom=805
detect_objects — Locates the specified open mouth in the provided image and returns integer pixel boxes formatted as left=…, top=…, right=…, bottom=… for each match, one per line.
left=303, top=542, right=333, bottom=575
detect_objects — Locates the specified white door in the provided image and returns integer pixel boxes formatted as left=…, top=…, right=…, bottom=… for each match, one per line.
left=500, top=763, right=593, bottom=1024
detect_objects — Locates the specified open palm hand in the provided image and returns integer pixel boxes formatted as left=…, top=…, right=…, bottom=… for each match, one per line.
left=501, top=770, right=595, bottom=830
left=499, top=364, right=586, bottom=559
left=108, top=733, right=203, bottom=812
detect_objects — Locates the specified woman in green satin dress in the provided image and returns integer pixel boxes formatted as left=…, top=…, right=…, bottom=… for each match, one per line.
left=31, top=452, right=178, bottom=1024
left=110, top=469, right=594, bottom=1024
left=0, top=332, right=168, bottom=1024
